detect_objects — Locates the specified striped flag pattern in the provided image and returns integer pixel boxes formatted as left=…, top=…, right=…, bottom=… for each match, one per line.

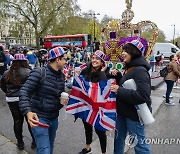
left=66, top=75, right=117, bottom=131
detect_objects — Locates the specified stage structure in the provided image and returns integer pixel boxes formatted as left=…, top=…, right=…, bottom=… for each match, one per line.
left=100, top=0, right=159, bottom=70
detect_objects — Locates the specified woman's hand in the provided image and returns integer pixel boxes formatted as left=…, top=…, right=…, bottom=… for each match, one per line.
left=111, top=69, right=119, bottom=76
left=101, top=61, right=108, bottom=71
left=110, top=84, right=119, bottom=93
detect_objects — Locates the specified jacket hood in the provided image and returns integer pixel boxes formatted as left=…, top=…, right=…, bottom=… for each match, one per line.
left=125, top=56, right=150, bottom=71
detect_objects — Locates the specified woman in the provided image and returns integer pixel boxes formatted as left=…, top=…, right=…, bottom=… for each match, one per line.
left=173, top=51, right=180, bottom=89
left=110, top=40, right=152, bottom=154
left=164, top=54, right=180, bottom=105
left=0, top=53, right=36, bottom=150
left=79, top=50, right=121, bottom=154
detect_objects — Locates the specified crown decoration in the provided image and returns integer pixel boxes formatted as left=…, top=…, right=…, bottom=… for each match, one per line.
left=100, top=0, right=159, bottom=69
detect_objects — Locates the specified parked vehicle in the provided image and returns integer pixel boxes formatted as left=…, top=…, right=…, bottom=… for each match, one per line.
left=153, top=43, right=180, bottom=61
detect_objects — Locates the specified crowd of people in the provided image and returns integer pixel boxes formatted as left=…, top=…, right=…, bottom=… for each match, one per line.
left=0, top=40, right=180, bottom=154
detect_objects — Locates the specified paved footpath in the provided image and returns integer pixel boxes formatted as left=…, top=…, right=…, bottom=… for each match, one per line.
left=0, top=76, right=179, bottom=154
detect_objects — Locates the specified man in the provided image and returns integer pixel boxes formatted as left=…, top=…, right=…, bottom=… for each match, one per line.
left=19, top=46, right=68, bottom=154
left=26, top=49, right=37, bottom=69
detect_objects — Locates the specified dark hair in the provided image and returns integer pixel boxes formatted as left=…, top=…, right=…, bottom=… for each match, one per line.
left=169, top=54, right=174, bottom=61
left=157, top=51, right=160, bottom=55
left=5, top=60, right=29, bottom=86
left=122, top=43, right=141, bottom=61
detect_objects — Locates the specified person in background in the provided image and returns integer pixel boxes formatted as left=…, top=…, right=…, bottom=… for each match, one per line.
left=160, top=53, right=164, bottom=67
left=66, top=49, right=71, bottom=60
left=164, top=54, right=180, bottom=105
left=154, top=51, right=162, bottom=72
left=19, top=47, right=68, bottom=154
left=149, top=54, right=155, bottom=76
left=173, top=51, right=180, bottom=89
left=26, top=50, right=37, bottom=69
left=4, top=50, right=14, bottom=70
left=78, top=50, right=121, bottom=154
left=0, top=54, right=36, bottom=150
left=110, top=40, right=152, bottom=154
left=0, top=45, right=6, bottom=77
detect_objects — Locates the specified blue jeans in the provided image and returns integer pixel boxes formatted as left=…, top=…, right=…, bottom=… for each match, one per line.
left=31, top=117, right=58, bottom=154
left=165, top=80, right=174, bottom=103
left=114, top=115, right=151, bottom=154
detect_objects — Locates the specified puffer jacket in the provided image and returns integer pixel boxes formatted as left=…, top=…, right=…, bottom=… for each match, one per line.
left=165, top=61, right=180, bottom=81
left=19, top=64, right=65, bottom=120
left=116, top=56, right=152, bottom=122
left=1, top=67, right=31, bottom=97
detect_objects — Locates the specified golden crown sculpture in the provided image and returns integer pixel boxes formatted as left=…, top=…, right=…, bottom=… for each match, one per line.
left=100, top=0, right=159, bottom=69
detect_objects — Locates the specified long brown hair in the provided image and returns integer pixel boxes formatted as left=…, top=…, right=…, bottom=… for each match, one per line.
left=5, top=60, right=29, bottom=86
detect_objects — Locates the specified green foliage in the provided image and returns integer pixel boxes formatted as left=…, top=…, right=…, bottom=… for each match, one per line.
left=1, top=0, right=79, bottom=48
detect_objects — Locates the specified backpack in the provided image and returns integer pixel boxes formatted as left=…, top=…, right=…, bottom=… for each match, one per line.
left=160, top=66, right=168, bottom=78
left=33, top=67, right=46, bottom=95
left=155, top=55, right=161, bottom=62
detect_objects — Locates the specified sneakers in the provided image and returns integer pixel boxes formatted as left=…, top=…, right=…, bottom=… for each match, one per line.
left=165, top=102, right=175, bottom=106
left=163, top=95, right=173, bottom=98
left=17, top=140, right=24, bottom=150
left=79, top=148, right=92, bottom=154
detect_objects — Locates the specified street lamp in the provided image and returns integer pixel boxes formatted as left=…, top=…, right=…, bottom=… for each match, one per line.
left=171, top=24, right=176, bottom=44
left=89, top=12, right=100, bottom=50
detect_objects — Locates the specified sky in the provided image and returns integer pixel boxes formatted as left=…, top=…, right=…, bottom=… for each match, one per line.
left=77, top=0, right=180, bottom=41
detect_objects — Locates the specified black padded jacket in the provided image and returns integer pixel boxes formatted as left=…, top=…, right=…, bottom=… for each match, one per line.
left=19, top=64, right=65, bottom=119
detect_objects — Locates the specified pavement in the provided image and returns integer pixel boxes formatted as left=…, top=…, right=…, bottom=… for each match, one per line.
left=0, top=72, right=179, bottom=154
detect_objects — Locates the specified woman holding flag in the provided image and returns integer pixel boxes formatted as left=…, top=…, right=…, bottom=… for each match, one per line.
left=76, top=50, right=122, bottom=154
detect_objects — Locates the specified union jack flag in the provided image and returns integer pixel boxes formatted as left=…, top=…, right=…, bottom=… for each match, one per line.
left=66, top=75, right=117, bottom=131
left=63, top=64, right=69, bottom=79
left=79, top=63, right=87, bottom=71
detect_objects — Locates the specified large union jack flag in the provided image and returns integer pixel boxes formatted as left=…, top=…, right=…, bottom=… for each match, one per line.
left=66, top=75, right=117, bottom=131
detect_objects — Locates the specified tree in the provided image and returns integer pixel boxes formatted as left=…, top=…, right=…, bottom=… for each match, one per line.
left=1, top=0, right=79, bottom=49
left=100, top=15, right=113, bottom=27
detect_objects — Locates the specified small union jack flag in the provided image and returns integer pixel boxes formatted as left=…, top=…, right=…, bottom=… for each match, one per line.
left=66, top=75, right=117, bottom=131
left=63, top=64, right=69, bottom=77
left=79, top=63, right=87, bottom=71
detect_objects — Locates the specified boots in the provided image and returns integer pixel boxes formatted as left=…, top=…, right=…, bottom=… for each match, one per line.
left=17, top=140, right=24, bottom=150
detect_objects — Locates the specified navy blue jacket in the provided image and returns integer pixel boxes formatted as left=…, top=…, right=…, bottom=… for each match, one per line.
left=116, top=56, right=152, bottom=122
left=19, top=64, right=65, bottom=119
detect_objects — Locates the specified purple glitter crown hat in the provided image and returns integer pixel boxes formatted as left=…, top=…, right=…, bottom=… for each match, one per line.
left=93, top=50, right=106, bottom=62
left=48, top=46, right=66, bottom=60
left=129, top=40, right=145, bottom=54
